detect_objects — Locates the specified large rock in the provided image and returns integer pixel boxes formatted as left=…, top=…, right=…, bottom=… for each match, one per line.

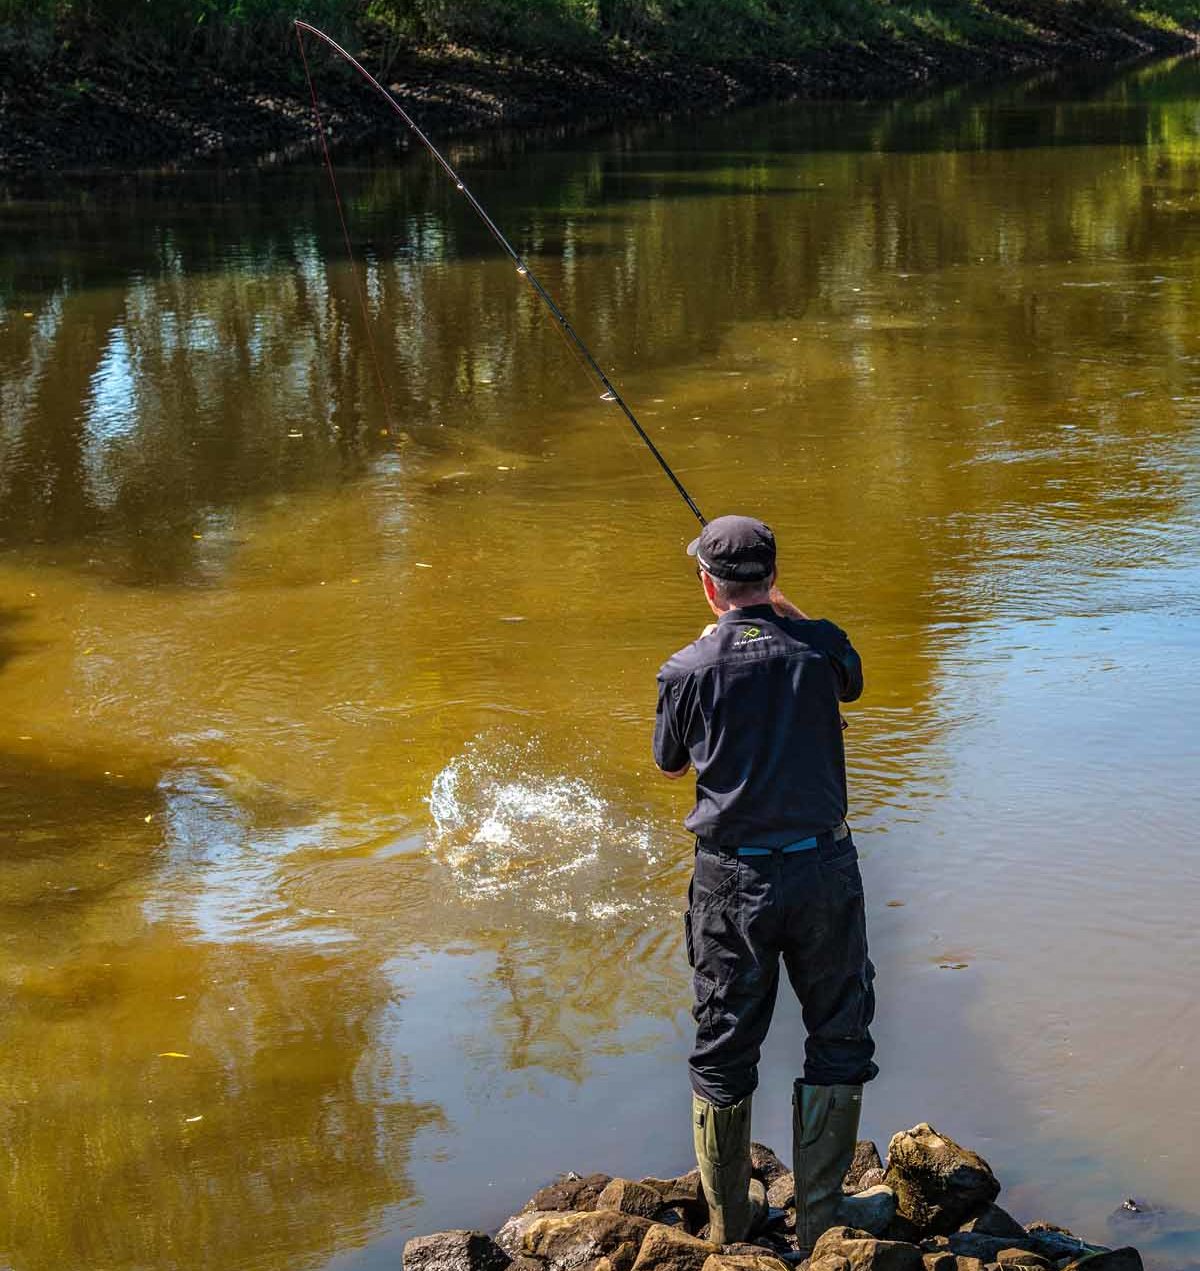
left=837, top=1186, right=897, bottom=1237
left=957, top=1206, right=1027, bottom=1240
left=1022, top=1223, right=1108, bottom=1261
left=883, top=1216, right=923, bottom=1246
left=702, top=1256, right=791, bottom=1271
left=751, top=1144, right=791, bottom=1187
left=497, top=1213, right=555, bottom=1258
left=925, top=1233, right=1039, bottom=1262
left=809, top=1259, right=854, bottom=1271
left=812, top=1226, right=925, bottom=1271
left=404, top=1231, right=512, bottom=1271
left=959, top=1234, right=1040, bottom=1259
left=524, top=1211, right=656, bottom=1271
left=1062, top=1251, right=1143, bottom=1271
left=993, top=1250, right=1051, bottom=1271
left=642, top=1173, right=708, bottom=1230
left=844, top=1143, right=885, bottom=1195
left=524, top=1174, right=614, bottom=1214
left=884, top=1126, right=1001, bottom=1236
left=766, top=1172, right=795, bottom=1210
left=599, top=1180, right=668, bottom=1220
left=631, top=1224, right=720, bottom=1271
left=642, top=1173, right=705, bottom=1208
left=922, top=1257, right=983, bottom=1271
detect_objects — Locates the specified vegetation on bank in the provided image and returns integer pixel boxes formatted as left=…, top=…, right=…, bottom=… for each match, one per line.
left=2, top=0, right=1198, bottom=69
left=2, top=0, right=1197, bottom=170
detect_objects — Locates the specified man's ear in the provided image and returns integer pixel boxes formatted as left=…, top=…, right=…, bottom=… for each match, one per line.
left=701, top=572, right=717, bottom=602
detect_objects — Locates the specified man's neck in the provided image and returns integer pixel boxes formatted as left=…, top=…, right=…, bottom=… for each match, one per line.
left=716, top=596, right=773, bottom=616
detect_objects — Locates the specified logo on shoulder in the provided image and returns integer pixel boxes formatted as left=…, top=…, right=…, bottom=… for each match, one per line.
left=736, top=625, right=771, bottom=645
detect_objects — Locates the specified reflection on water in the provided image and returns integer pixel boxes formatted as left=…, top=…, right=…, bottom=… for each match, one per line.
left=2, top=53, right=1200, bottom=1271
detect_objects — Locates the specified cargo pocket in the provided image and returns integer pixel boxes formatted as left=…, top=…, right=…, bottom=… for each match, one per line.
left=691, top=850, right=740, bottom=914
left=691, top=970, right=717, bottom=1030
left=684, top=909, right=695, bottom=968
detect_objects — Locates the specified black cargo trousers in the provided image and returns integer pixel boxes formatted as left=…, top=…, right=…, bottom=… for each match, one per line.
left=685, top=827, right=879, bottom=1107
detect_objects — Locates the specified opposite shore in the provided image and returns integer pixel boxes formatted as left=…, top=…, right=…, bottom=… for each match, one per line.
left=1, top=1, right=1198, bottom=175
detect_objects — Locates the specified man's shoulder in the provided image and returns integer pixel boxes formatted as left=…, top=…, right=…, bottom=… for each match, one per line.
left=658, top=616, right=853, bottom=682
left=657, top=635, right=714, bottom=683
left=783, top=615, right=852, bottom=647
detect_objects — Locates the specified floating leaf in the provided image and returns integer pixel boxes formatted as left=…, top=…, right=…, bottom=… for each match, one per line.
left=185, top=1115, right=203, bottom=1123
left=158, top=1052, right=190, bottom=1059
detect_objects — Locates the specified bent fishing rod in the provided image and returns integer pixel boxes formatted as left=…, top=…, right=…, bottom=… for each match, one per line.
left=294, top=19, right=705, bottom=527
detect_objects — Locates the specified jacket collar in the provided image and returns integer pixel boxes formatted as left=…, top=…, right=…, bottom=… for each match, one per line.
left=717, top=603, right=777, bottom=625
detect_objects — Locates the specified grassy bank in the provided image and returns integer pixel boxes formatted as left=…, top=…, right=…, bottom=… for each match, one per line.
left=1, top=0, right=1198, bottom=171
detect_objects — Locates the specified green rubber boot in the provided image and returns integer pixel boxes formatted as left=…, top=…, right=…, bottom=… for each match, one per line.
left=692, top=1093, right=768, bottom=1246
left=793, top=1081, right=864, bottom=1249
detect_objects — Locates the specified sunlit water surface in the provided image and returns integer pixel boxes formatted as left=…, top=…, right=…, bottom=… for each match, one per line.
left=2, top=54, right=1199, bottom=1271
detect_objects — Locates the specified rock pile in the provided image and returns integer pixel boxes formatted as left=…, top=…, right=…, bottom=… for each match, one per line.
left=404, top=1123, right=1142, bottom=1271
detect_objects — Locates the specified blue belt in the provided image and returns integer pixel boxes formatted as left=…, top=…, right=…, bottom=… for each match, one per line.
left=736, top=837, right=818, bottom=858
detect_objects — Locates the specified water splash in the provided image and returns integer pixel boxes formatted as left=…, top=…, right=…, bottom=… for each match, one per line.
left=426, top=737, right=665, bottom=924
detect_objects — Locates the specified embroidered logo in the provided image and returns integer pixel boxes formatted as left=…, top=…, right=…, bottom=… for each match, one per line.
left=736, top=626, right=771, bottom=645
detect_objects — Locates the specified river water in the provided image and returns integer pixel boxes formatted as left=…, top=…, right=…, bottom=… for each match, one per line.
left=2, top=53, right=1199, bottom=1271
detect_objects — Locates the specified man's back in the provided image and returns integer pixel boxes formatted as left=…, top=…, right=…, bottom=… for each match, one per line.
left=654, top=603, right=863, bottom=847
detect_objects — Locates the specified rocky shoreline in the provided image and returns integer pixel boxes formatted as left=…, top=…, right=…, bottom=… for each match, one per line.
left=1, top=7, right=1198, bottom=176
left=404, top=1124, right=1141, bottom=1271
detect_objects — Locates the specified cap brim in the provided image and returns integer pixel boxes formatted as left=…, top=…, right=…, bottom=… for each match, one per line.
left=686, top=536, right=702, bottom=556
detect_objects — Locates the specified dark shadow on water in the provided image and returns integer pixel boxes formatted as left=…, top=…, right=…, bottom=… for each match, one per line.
left=0, top=605, right=39, bottom=676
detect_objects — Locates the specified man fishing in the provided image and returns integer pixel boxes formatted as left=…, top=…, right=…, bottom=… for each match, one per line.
left=653, top=514, right=878, bottom=1249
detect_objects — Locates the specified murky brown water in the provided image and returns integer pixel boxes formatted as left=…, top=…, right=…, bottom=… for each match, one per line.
left=3, top=55, right=1200, bottom=1271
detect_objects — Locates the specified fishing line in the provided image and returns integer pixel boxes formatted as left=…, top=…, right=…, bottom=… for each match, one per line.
left=294, top=19, right=706, bottom=526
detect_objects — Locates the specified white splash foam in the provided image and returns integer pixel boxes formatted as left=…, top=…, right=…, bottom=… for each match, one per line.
left=425, top=737, right=664, bottom=923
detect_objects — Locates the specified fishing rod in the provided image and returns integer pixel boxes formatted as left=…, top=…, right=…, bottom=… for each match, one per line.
left=293, top=19, right=706, bottom=527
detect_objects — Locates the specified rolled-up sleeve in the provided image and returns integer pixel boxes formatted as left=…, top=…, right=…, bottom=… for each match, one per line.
left=653, top=674, right=689, bottom=772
